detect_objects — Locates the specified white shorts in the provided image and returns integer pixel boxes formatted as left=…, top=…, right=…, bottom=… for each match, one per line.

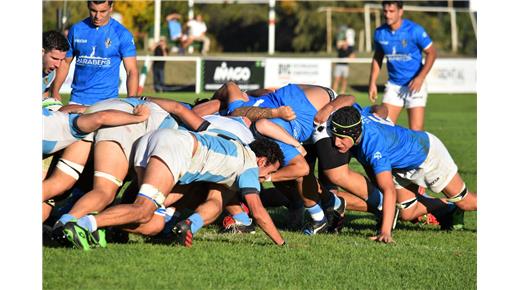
left=134, top=129, right=194, bottom=182
left=334, top=64, right=349, bottom=78
left=88, top=99, right=147, bottom=161
left=382, top=81, right=428, bottom=109
left=392, top=132, right=458, bottom=193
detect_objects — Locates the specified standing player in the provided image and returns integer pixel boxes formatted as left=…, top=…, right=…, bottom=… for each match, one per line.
left=50, top=0, right=138, bottom=105
left=368, top=1, right=437, bottom=130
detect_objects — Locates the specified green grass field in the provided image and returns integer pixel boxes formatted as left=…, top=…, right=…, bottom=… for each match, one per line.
left=43, top=92, right=477, bottom=290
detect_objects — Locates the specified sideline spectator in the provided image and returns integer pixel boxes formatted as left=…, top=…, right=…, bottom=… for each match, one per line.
left=368, top=0, right=437, bottom=130
left=152, top=37, right=168, bottom=93
left=182, top=14, right=210, bottom=55
left=332, top=25, right=356, bottom=94
left=166, top=11, right=185, bottom=53
left=50, top=0, right=138, bottom=105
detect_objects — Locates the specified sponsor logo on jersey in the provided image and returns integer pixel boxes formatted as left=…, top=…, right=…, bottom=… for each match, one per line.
left=401, top=39, right=407, bottom=48
left=379, top=40, right=389, bottom=45
left=77, top=46, right=111, bottom=67
left=105, top=38, right=111, bottom=48
left=74, top=39, right=88, bottom=43
left=373, top=152, right=382, bottom=160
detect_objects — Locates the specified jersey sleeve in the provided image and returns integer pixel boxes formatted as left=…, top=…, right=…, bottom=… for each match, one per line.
left=119, top=29, right=137, bottom=58
left=66, top=26, right=75, bottom=58
left=274, top=141, right=298, bottom=166
left=364, top=136, right=392, bottom=175
left=413, top=24, right=433, bottom=50
left=237, top=167, right=261, bottom=196
left=373, top=29, right=383, bottom=52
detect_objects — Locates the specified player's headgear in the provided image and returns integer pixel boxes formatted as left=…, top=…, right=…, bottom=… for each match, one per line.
left=330, top=106, right=362, bottom=143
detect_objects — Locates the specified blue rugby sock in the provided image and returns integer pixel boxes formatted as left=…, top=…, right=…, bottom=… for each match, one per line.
left=232, top=212, right=252, bottom=226
left=188, top=213, right=204, bottom=235
left=77, top=215, right=97, bottom=233
left=58, top=213, right=77, bottom=225
left=305, top=204, right=325, bottom=222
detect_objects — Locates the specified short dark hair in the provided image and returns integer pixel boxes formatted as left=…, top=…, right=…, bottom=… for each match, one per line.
left=87, top=1, right=114, bottom=7
left=382, top=1, right=403, bottom=9
left=43, top=31, right=70, bottom=52
left=249, top=138, right=284, bottom=166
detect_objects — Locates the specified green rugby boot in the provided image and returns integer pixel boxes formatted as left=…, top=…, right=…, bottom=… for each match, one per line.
left=63, top=222, right=91, bottom=251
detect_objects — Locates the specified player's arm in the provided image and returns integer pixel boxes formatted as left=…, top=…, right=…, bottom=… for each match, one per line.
left=243, top=193, right=285, bottom=245
left=50, top=56, right=74, bottom=101
left=75, top=105, right=150, bottom=133
left=267, top=154, right=309, bottom=182
left=313, top=94, right=356, bottom=124
left=123, top=56, right=139, bottom=97
left=408, top=43, right=437, bottom=93
left=370, top=170, right=396, bottom=244
left=145, top=97, right=207, bottom=131
left=254, top=119, right=306, bottom=156
left=230, top=106, right=295, bottom=122
left=192, top=99, right=221, bottom=117
left=368, top=48, right=384, bottom=104
left=59, top=104, right=88, bottom=114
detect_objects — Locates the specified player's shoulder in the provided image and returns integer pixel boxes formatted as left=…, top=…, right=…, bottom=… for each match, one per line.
left=110, top=19, right=133, bottom=36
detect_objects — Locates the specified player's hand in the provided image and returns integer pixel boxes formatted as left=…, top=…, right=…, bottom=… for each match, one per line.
left=408, top=76, right=424, bottom=94
left=370, top=231, right=394, bottom=244
left=134, top=104, right=150, bottom=121
left=295, top=144, right=307, bottom=157
left=368, top=84, right=378, bottom=104
left=313, top=104, right=333, bottom=124
left=275, top=106, right=296, bottom=121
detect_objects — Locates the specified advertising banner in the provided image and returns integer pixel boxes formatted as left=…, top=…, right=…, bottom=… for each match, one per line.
left=426, top=58, right=476, bottom=93
left=203, top=60, right=265, bottom=91
left=264, top=58, right=331, bottom=89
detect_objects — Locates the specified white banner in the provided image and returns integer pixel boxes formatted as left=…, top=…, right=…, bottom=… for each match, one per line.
left=264, top=58, right=331, bottom=89
left=426, top=58, right=476, bottom=93
left=59, top=62, right=128, bottom=94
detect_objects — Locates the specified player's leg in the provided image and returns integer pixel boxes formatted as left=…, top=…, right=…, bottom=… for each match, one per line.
left=442, top=173, right=477, bottom=211
left=42, top=140, right=91, bottom=201
left=383, top=103, right=403, bottom=125
left=407, top=107, right=425, bottom=131
left=69, top=141, right=128, bottom=219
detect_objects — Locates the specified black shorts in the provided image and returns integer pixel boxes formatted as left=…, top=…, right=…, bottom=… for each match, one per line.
left=305, top=137, right=351, bottom=171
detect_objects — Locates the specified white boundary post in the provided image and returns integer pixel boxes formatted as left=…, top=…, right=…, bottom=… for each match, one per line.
left=154, top=0, right=161, bottom=42
left=268, top=0, right=276, bottom=55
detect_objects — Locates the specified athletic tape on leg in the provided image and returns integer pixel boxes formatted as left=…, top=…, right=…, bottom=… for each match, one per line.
left=56, top=159, right=84, bottom=180
left=446, top=184, right=468, bottom=203
left=137, top=183, right=165, bottom=208
left=396, top=197, right=418, bottom=210
left=94, top=171, right=123, bottom=187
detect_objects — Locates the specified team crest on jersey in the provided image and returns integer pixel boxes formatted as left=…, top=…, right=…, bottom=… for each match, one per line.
left=401, top=39, right=407, bottom=48
left=105, top=38, right=112, bottom=48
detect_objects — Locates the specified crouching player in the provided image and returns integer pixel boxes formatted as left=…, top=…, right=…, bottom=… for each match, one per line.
left=42, top=103, right=150, bottom=222
left=330, top=105, right=477, bottom=243
left=63, top=128, right=286, bottom=250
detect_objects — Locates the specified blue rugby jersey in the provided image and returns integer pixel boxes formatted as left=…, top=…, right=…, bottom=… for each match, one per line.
left=66, top=17, right=136, bottom=105
left=350, top=103, right=430, bottom=175
left=374, top=19, right=432, bottom=86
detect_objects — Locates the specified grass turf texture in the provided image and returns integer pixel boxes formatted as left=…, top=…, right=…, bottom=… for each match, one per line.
left=44, top=92, right=476, bottom=289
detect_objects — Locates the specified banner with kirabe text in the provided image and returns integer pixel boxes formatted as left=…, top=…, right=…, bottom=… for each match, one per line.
left=264, top=58, right=331, bottom=89
left=426, top=58, right=476, bottom=93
